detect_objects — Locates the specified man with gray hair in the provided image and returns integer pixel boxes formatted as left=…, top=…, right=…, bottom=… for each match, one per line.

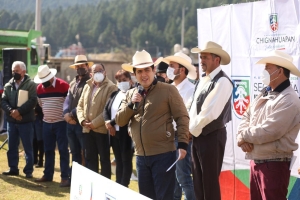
left=1, top=61, right=37, bottom=178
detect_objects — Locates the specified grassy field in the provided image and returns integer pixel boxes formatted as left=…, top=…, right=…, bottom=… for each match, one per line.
left=0, top=134, right=139, bottom=200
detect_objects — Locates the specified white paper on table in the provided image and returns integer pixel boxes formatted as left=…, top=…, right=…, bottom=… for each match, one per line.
left=166, top=150, right=181, bottom=172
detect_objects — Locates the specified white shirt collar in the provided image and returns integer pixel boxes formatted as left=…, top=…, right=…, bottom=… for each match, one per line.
left=52, top=77, right=57, bottom=87
left=207, top=66, right=222, bottom=80
left=173, top=78, right=189, bottom=91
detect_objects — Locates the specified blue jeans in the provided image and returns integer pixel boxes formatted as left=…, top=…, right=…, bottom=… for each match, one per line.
left=174, top=141, right=195, bottom=200
left=3, top=113, right=7, bottom=130
left=43, top=121, right=69, bottom=180
left=34, top=118, right=43, bottom=141
left=67, top=123, right=84, bottom=165
left=136, top=151, right=176, bottom=200
left=7, top=122, right=34, bottom=174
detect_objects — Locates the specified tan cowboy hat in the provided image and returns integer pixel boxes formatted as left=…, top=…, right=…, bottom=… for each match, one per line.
left=256, top=50, right=300, bottom=77
left=122, top=50, right=163, bottom=73
left=191, top=41, right=231, bottom=65
left=163, top=52, right=197, bottom=79
left=69, top=55, right=94, bottom=69
left=34, top=65, right=57, bottom=83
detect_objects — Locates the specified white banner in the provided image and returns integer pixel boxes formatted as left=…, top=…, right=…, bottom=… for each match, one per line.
left=197, top=0, right=300, bottom=199
left=70, top=162, right=150, bottom=200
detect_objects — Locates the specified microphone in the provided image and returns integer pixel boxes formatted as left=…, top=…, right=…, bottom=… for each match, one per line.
left=133, top=85, right=144, bottom=111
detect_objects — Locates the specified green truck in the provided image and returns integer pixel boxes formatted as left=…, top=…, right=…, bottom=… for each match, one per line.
left=0, top=29, right=50, bottom=85
left=0, top=29, right=49, bottom=132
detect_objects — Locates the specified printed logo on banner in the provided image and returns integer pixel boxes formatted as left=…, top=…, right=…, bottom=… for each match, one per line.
left=232, top=77, right=251, bottom=119
left=269, top=13, right=278, bottom=32
left=79, top=185, right=82, bottom=195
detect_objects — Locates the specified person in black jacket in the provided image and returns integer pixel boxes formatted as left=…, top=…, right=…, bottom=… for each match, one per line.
left=103, top=69, right=133, bottom=187
left=63, top=55, right=93, bottom=167
left=1, top=61, right=37, bottom=178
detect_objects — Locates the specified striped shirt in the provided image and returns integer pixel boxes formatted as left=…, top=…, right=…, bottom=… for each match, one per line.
left=37, top=77, right=69, bottom=123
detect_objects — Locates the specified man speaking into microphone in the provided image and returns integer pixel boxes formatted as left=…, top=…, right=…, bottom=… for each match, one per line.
left=116, top=50, right=189, bottom=200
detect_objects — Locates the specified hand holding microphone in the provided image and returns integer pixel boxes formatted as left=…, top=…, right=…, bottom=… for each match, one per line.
left=132, top=85, right=144, bottom=111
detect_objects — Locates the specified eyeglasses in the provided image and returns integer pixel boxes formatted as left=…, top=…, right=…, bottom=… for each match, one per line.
left=93, top=69, right=105, bottom=73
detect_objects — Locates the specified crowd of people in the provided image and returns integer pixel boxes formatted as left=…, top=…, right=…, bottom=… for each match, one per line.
left=1, top=40, right=300, bottom=200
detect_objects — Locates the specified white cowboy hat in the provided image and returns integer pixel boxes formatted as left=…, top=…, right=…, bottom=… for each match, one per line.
left=122, top=50, right=163, bottom=73
left=163, top=52, right=197, bottom=79
left=191, top=41, right=231, bottom=65
left=256, top=50, right=300, bottom=77
left=69, top=55, right=94, bottom=69
left=34, top=65, right=57, bottom=83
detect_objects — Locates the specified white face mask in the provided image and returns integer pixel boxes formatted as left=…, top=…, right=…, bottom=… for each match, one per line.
left=131, top=75, right=137, bottom=83
left=261, top=69, right=279, bottom=86
left=118, top=81, right=131, bottom=92
left=93, top=72, right=104, bottom=83
left=166, top=67, right=176, bottom=80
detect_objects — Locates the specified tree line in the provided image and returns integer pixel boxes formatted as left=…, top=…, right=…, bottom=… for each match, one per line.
left=0, top=0, right=258, bottom=57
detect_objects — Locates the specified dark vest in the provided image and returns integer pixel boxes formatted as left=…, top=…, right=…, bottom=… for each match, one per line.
left=194, top=70, right=233, bottom=136
left=68, top=75, right=90, bottom=120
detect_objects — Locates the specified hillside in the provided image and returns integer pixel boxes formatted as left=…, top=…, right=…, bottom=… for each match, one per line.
left=0, top=0, right=102, bottom=13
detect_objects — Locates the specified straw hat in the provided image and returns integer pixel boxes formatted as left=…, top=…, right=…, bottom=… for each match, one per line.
left=69, top=55, right=94, bottom=69
left=191, top=41, right=231, bottom=65
left=34, top=65, right=57, bottom=83
left=256, top=50, right=300, bottom=77
left=122, top=50, right=162, bottom=73
left=163, top=52, right=197, bottom=79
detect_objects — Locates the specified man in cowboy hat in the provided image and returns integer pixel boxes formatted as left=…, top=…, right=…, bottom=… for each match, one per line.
left=163, top=51, right=196, bottom=200
left=189, top=41, right=233, bottom=200
left=77, top=63, right=117, bottom=178
left=1, top=61, right=37, bottom=178
left=34, top=65, right=71, bottom=187
left=237, top=50, right=300, bottom=200
left=63, top=55, right=93, bottom=167
left=115, top=50, right=189, bottom=200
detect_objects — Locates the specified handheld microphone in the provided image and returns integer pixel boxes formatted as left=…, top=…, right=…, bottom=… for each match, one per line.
left=133, top=85, right=144, bottom=111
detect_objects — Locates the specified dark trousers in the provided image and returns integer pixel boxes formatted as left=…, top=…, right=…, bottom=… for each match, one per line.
left=250, top=160, right=290, bottom=200
left=7, top=122, right=34, bottom=175
left=192, top=127, right=227, bottom=200
left=136, top=151, right=176, bottom=200
left=84, top=130, right=111, bottom=179
left=111, top=131, right=132, bottom=187
left=43, top=121, right=69, bottom=180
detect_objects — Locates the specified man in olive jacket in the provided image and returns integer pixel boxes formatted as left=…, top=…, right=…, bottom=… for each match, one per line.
left=1, top=61, right=37, bottom=178
left=116, top=50, right=189, bottom=200
left=77, top=63, right=118, bottom=178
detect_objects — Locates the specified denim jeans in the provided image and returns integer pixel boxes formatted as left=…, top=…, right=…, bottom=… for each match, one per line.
left=43, top=121, right=69, bottom=180
left=174, top=141, right=195, bottom=200
left=136, top=151, right=176, bottom=200
left=34, top=118, right=43, bottom=141
left=7, top=122, right=34, bottom=175
left=67, top=123, right=84, bottom=165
